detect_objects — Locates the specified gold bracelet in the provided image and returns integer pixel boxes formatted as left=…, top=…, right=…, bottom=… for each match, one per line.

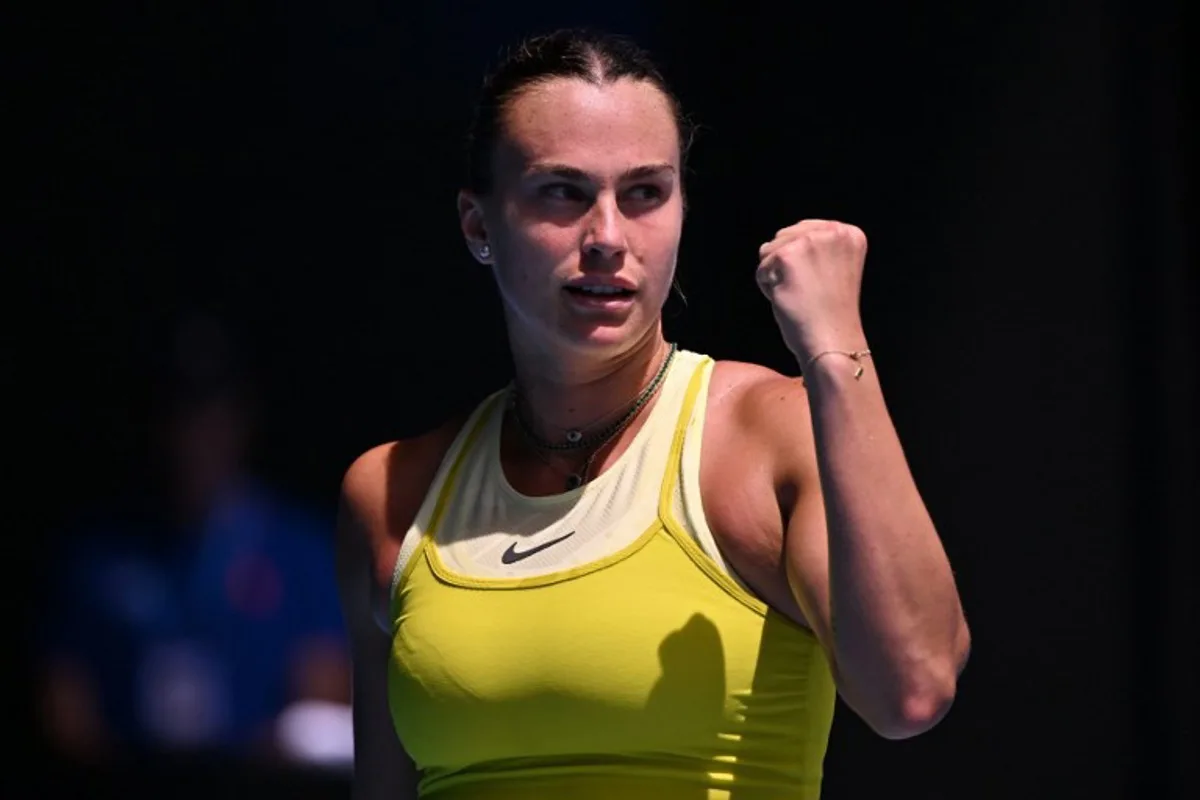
left=803, top=348, right=872, bottom=380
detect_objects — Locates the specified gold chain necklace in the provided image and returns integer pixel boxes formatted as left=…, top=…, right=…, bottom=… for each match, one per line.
left=510, top=344, right=677, bottom=489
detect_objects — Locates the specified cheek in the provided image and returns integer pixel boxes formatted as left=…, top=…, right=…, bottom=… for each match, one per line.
left=641, top=218, right=683, bottom=284
left=498, top=201, right=573, bottom=259
left=490, top=227, right=569, bottom=298
left=517, top=222, right=578, bottom=259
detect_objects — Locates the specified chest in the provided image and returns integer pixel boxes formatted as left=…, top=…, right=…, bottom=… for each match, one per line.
left=389, top=533, right=805, bottom=771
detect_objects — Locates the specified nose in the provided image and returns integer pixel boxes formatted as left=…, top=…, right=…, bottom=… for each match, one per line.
left=582, top=195, right=626, bottom=260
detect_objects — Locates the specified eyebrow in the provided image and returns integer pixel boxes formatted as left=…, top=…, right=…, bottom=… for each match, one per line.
left=526, top=162, right=676, bottom=182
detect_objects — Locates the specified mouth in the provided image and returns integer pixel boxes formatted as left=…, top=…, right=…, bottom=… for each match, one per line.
left=562, top=284, right=637, bottom=310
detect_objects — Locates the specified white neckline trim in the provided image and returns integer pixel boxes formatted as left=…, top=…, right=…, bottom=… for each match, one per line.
left=486, top=356, right=686, bottom=507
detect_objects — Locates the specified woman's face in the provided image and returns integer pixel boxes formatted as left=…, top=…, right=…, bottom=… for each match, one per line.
left=461, top=77, right=685, bottom=358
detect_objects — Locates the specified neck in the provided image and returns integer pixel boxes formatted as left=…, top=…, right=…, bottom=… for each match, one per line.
left=509, top=326, right=670, bottom=440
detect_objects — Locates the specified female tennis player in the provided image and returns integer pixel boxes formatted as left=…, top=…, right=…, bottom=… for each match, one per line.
left=336, top=27, right=970, bottom=800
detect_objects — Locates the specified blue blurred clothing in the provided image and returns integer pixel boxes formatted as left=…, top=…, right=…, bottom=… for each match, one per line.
left=46, top=479, right=345, bottom=753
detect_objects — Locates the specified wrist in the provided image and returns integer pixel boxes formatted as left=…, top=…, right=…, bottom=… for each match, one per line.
left=798, top=346, right=873, bottom=385
left=786, top=319, right=866, bottom=363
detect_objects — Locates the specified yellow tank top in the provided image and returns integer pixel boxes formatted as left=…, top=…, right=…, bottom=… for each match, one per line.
left=386, top=350, right=836, bottom=799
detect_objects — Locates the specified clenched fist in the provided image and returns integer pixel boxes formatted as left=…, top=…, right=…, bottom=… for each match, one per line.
left=756, top=219, right=869, bottom=365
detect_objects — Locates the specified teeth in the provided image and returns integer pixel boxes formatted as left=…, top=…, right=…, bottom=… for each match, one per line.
left=577, top=285, right=625, bottom=295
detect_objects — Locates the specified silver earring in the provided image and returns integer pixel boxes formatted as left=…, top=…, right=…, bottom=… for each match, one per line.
left=479, top=244, right=491, bottom=260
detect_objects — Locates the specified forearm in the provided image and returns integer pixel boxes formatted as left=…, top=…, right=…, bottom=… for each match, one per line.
left=802, top=352, right=968, bottom=738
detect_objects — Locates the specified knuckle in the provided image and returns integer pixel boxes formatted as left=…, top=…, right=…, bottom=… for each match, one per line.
left=840, top=223, right=867, bottom=248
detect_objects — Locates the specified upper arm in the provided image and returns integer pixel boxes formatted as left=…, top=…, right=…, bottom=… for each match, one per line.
left=735, top=373, right=839, bottom=675
left=336, top=447, right=419, bottom=800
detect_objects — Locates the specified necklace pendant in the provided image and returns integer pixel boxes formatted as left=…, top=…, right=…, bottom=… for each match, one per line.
left=565, top=473, right=583, bottom=490
left=565, top=429, right=583, bottom=444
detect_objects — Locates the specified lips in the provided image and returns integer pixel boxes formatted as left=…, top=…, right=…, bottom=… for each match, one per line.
left=561, top=275, right=638, bottom=315
left=563, top=277, right=637, bottom=296
left=562, top=283, right=637, bottom=312
left=564, top=285, right=635, bottom=298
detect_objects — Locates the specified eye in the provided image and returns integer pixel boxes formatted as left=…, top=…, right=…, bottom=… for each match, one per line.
left=540, top=183, right=588, bottom=202
left=624, top=184, right=665, bottom=203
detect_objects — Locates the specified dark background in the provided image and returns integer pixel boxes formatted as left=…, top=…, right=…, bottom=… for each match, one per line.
left=20, top=0, right=1195, bottom=797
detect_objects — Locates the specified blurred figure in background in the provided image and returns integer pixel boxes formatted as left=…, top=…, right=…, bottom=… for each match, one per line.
left=38, top=311, right=353, bottom=770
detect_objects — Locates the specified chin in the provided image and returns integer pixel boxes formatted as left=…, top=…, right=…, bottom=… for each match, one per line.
left=504, top=295, right=661, bottom=359
left=557, top=317, right=656, bottom=356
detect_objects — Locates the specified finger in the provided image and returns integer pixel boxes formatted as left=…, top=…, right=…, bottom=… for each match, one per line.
left=755, top=262, right=787, bottom=296
left=758, top=219, right=840, bottom=260
left=775, top=219, right=840, bottom=239
left=758, top=231, right=805, bottom=261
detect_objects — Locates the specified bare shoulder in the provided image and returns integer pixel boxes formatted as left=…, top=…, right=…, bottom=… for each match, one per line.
left=338, top=415, right=468, bottom=592
left=708, top=359, right=813, bottom=451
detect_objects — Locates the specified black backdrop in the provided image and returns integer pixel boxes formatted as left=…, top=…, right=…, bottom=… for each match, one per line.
left=23, top=1, right=1194, bottom=797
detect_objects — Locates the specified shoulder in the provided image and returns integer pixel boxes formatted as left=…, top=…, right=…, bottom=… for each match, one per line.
left=338, top=441, right=402, bottom=530
left=705, top=358, right=816, bottom=482
left=709, top=358, right=811, bottom=432
left=339, top=418, right=468, bottom=521
left=337, top=414, right=470, bottom=591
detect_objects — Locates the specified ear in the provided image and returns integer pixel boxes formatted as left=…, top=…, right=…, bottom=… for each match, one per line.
left=456, top=190, right=492, bottom=264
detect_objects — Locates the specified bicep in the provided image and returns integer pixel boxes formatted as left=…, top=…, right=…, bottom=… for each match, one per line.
left=336, top=483, right=419, bottom=800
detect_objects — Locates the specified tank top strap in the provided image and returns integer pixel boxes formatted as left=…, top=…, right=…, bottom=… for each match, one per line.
left=656, top=353, right=714, bottom=522
left=656, top=355, right=772, bottom=617
left=388, top=389, right=506, bottom=609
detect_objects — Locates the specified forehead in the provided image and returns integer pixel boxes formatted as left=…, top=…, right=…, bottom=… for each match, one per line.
left=498, top=77, right=679, bottom=175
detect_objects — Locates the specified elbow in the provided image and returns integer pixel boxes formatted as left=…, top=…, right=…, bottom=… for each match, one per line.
left=871, top=680, right=958, bottom=740
left=871, top=629, right=970, bottom=741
